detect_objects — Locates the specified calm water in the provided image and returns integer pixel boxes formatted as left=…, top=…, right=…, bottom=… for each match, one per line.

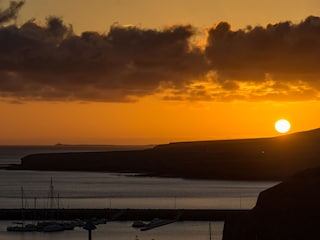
left=0, top=146, right=277, bottom=240
left=0, top=170, right=276, bottom=209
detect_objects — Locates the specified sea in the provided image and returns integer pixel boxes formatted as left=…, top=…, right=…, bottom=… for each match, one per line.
left=0, top=145, right=278, bottom=240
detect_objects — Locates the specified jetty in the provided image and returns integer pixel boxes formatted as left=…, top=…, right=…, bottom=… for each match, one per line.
left=0, top=208, right=249, bottom=221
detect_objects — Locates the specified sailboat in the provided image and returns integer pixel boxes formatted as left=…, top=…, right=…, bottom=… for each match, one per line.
left=7, top=222, right=37, bottom=232
left=7, top=187, right=37, bottom=232
left=37, top=178, right=65, bottom=232
left=37, top=178, right=78, bottom=232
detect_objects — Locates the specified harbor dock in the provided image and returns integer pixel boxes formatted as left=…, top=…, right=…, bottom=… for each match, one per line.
left=0, top=208, right=249, bottom=221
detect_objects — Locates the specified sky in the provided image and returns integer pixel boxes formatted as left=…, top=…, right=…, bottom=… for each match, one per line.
left=1, top=0, right=320, bottom=145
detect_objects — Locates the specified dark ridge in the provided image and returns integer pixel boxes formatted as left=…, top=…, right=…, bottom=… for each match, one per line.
left=223, top=166, right=320, bottom=240
left=9, top=128, right=320, bottom=181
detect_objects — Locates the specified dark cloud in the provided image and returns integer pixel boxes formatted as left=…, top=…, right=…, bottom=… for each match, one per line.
left=0, top=0, right=24, bottom=25
left=206, top=18, right=320, bottom=81
left=0, top=14, right=208, bottom=102
left=203, top=16, right=320, bottom=101
left=0, top=6, right=320, bottom=102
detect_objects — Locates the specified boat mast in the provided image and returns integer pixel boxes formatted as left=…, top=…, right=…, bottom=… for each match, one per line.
left=21, top=186, right=25, bottom=224
left=21, top=186, right=24, bottom=209
left=50, top=177, right=54, bottom=209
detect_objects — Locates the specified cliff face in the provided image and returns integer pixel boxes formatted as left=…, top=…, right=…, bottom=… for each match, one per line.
left=223, top=167, right=320, bottom=240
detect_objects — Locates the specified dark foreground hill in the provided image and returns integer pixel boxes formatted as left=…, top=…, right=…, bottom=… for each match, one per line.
left=11, top=128, right=320, bottom=180
left=223, top=167, right=320, bottom=240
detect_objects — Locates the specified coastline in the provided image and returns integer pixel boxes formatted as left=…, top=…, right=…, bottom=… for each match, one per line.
left=5, top=128, right=320, bottom=181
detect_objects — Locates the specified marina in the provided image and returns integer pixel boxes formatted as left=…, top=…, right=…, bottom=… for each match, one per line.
left=0, top=148, right=276, bottom=239
left=0, top=169, right=271, bottom=240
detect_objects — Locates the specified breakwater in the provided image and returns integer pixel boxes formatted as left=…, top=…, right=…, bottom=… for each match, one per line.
left=0, top=208, right=249, bottom=221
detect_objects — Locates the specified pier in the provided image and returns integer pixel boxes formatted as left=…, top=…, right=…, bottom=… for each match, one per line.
left=0, top=208, right=250, bottom=221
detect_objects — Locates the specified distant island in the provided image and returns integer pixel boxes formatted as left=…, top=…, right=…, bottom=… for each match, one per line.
left=8, top=128, right=320, bottom=181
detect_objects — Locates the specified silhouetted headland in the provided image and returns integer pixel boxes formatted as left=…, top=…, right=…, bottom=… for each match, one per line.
left=8, top=128, right=320, bottom=181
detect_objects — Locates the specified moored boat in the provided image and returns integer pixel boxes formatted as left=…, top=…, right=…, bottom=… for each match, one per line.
left=132, top=220, right=147, bottom=228
left=7, top=223, right=37, bottom=232
left=6, top=187, right=38, bottom=232
left=41, top=223, right=64, bottom=232
left=140, top=218, right=177, bottom=231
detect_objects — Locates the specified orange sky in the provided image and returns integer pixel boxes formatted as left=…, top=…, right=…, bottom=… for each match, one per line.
left=0, top=0, right=320, bottom=145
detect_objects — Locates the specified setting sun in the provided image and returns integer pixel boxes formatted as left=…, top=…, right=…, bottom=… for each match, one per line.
left=275, top=119, right=291, bottom=133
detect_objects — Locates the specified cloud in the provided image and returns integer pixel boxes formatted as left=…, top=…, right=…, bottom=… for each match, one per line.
left=0, top=15, right=208, bottom=102
left=0, top=0, right=24, bottom=25
left=204, top=16, right=320, bottom=101
left=0, top=4, right=320, bottom=103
